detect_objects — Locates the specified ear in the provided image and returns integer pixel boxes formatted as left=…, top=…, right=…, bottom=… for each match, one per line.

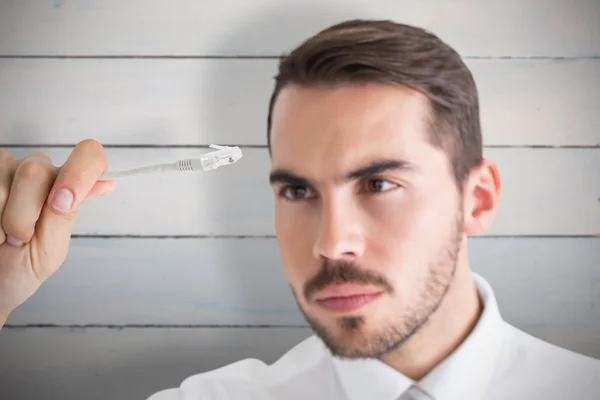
left=462, top=158, right=501, bottom=236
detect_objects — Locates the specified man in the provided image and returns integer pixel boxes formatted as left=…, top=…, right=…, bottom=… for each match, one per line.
left=0, top=19, right=598, bottom=400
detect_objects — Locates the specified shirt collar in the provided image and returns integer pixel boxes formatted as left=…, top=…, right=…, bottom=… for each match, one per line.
left=329, top=272, right=505, bottom=400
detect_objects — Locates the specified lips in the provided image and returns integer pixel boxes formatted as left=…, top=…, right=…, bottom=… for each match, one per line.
left=313, top=284, right=383, bottom=313
left=313, top=284, right=381, bottom=300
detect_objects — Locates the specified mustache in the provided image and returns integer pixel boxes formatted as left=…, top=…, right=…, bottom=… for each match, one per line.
left=303, top=259, right=394, bottom=300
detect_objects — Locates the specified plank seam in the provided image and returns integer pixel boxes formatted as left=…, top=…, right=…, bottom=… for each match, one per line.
left=0, top=55, right=599, bottom=60
left=65, top=235, right=600, bottom=239
left=5, top=324, right=597, bottom=329
left=0, top=144, right=268, bottom=149
left=2, top=144, right=599, bottom=149
left=3, top=324, right=310, bottom=329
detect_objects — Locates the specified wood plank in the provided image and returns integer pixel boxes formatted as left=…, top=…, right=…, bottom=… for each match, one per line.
left=1, top=59, right=599, bottom=146
left=6, top=238, right=600, bottom=327
left=4, top=147, right=599, bottom=236
left=0, top=326, right=598, bottom=400
left=0, top=327, right=314, bottom=400
left=0, top=0, right=598, bottom=57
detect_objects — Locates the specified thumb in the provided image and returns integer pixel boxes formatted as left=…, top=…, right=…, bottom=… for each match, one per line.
left=30, top=140, right=111, bottom=281
left=32, top=180, right=115, bottom=282
left=32, top=181, right=115, bottom=282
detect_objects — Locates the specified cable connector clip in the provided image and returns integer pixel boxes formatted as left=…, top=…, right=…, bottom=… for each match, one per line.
left=199, top=144, right=243, bottom=171
left=98, top=144, right=244, bottom=181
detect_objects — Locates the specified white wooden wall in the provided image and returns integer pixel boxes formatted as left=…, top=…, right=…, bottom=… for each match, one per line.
left=0, top=1, right=599, bottom=399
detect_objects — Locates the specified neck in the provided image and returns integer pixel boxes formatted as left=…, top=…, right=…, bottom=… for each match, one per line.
left=379, top=258, right=482, bottom=381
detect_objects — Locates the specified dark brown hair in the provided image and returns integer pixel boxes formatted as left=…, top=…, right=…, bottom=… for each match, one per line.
left=266, top=19, right=483, bottom=189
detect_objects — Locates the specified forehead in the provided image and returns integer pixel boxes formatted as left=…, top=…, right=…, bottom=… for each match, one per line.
left=269, top=83, right=434, bottom=174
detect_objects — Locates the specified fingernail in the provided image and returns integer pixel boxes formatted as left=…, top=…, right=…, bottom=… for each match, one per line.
left=6, top=236, right=24, bottom=247
left=51, top=188, right=74, bottom=212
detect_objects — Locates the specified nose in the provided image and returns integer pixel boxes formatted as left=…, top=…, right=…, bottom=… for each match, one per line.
left=312, top=198, right=366, bottom=262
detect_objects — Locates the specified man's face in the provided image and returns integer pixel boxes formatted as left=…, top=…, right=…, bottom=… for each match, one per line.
left=269, top=82, right=465, bottom=358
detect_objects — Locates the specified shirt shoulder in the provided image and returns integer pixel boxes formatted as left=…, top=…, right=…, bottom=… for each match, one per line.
left=146, top=335, right=345, bottom=400
left=485, top=322, right=600, bottom=399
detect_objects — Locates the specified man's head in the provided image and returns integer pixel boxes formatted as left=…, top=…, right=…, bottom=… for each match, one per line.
left=267, top=20, right=500, bottom=359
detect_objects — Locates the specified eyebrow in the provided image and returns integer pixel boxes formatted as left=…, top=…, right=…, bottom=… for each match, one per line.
left=269, top=159, right=416, bottom=187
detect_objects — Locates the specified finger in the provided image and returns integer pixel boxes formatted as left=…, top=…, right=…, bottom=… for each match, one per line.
left=13, top=152, right=53, bottom=164
left=29, top=152, right=52, bottom=162
left=2, top=157, right=58, bottom=245
left=0, top=149, right=18, bottom=245
left=47, top=139, right=109, bottom=216
left=32, top=139, right=109, bottom=281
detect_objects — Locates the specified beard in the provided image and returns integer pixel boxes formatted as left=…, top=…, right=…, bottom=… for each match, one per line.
left=291, top=208, right=464, bottom=359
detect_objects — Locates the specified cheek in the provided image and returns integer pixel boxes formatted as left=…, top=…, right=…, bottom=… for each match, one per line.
left=274, top=203, right=319, bottom=287
left=367, top=193, right=442, bottom=248
left=365, top=193, right=451, bottom=281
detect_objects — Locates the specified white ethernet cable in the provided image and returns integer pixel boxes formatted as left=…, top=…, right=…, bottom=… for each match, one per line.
left=98, top=144, right=243, bottom=181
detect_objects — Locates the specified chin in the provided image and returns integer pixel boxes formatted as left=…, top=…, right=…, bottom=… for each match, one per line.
left=303, top=311, right=405, bottom=359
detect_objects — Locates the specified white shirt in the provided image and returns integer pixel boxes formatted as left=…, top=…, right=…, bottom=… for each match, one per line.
left=147, top=274, right=600, bottom=399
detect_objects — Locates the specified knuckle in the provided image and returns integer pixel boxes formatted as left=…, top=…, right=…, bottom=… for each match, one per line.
left=18, top=159, right=56, bottom=182
left=0, top=148, right=13, bottom=163
left=26, top=151, right=52, bottom=163
left=1, top=214, right=31, bottom=242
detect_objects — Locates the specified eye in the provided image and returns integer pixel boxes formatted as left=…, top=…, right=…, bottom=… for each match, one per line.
left=280, top=185, right=315, bottom=201
left=364, top=179, right=399, bottom=193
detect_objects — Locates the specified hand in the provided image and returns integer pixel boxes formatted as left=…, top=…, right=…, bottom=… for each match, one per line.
left=0, top=139, right=115, bottom=326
